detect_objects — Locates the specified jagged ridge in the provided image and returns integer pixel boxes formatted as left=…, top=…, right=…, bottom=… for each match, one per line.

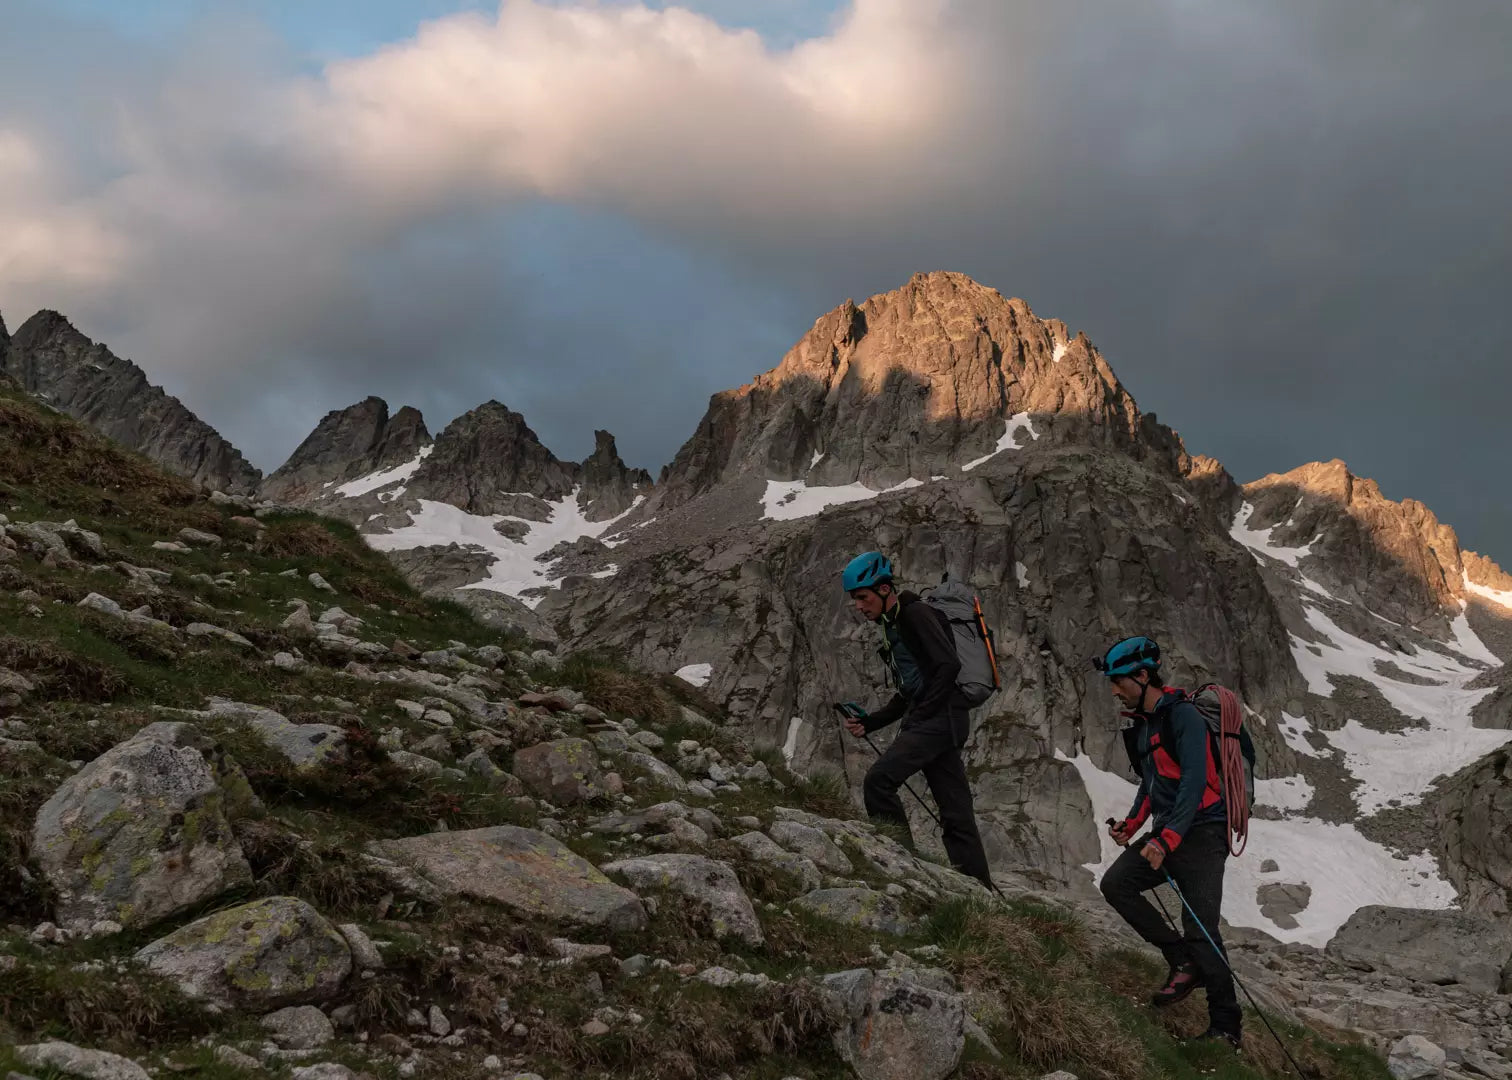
left=0, top=310, right=262, bottom=494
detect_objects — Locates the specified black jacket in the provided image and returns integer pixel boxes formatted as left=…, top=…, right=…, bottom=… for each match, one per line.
left=863, top=592, right=968, bottom=742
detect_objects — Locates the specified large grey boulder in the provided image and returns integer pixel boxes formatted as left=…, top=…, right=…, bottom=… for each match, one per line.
left=1434, top=748, right=1512, bottom=917
left=821, top=968, right=966, bottom=1080
left=602, top=853, right=764, bottom=945
left=792, top=888, right=915, bottom=936
left=1326, top=905, right=1512, bottom=994
left=730, top=831, right=822, bottom=893
left=32, top=722, right=258, bottom=931
left=512, top=738, right=605, bottom=804
left=368, top=826, right=646, bottom=931
left=196, top=698, right=346, bottom=773
left=135, top=896, right=353, bottom=1008
left=768, top=820, right=853, bottom=875
left=15, top=1041, right=150, bottom=1080
left=1387, top=1035, right=1447, bottom=1080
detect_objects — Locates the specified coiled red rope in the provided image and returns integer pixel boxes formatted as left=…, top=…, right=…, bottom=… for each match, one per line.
left=1214, top=685, right=1250, bottom=856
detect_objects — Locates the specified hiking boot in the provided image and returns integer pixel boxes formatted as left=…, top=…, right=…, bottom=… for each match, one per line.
left=1191, top=1026, right=1241, bottom=1050
left=1151, top=961, right=1203, bottom=1007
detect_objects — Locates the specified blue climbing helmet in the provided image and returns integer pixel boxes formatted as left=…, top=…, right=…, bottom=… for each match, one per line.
left=842, top=551, right=893, bottom=593
left=1095, top=635, right=1161, bottom=678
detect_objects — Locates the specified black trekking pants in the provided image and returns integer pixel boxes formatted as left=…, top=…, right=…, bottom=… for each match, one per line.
left=1099, top=821, right=1240, bottom=1035
left=862, top=724, right=993, bottom=887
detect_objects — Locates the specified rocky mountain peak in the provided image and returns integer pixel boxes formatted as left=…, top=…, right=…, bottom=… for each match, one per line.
left=406, top=400, right=579, bottom=516
left=260, top=396, right=431, bottom=504
left=651, top=271, right=1184, bottom=514
left=0, top=309, right=261, bottom=494
left=1239, top=458, right=1486, bottom=625
left=580, top=429, right=652, bottom=521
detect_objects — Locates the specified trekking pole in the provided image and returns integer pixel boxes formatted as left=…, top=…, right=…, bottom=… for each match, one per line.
left=861, top=733, right=943, bottom=828
left=1162, top=870, right=1307, bottom=1079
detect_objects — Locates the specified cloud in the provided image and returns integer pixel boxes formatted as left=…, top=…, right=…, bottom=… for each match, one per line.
left=0, top=0, right=1510, bottom=556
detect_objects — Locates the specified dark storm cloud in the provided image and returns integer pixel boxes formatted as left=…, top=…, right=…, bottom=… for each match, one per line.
left=0, top=1, right=1508, bottom=556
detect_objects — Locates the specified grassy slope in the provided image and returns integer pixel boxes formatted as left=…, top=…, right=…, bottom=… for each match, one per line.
left=0, top=380, right=1387, bottom=1080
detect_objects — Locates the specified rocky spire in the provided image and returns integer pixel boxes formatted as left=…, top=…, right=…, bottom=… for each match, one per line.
left=260, top=396, right=431, bottom=504
left=0, top=310, right=261, bottom=494
left=407, top=401, right=578, bottom=515
left=579, top=430, right=652, bottom=521
left=652, top=271, right=1192, bottom=512
left=1239, top=458, right=1491, bottom=626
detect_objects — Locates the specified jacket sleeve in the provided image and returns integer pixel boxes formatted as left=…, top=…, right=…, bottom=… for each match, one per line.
left=1155, top=701, right=1211, bottom=853
left=897, top=602, right=962, bottom=726
left=863, top=694, right=908, bottom=731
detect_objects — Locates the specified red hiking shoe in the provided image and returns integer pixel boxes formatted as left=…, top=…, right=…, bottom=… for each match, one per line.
left=1151, top=961, right=1204, bottom=1007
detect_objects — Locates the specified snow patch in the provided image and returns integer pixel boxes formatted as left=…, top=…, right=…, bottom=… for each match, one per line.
left=675, top=663, right=713, bottom=688
left=1256, top=774, right=1314, bottom=814
left=782, top=716, right=803, bottom=766
left=1052, top=341, right=1068, bottom=363
left=762, top=477, right=923, bottom=522
left=1448, top=604, right=1502, bottom=667
left=1060, top=750, right=1456, bottom=946
left=1464, top=569, right=1512, bottom=612
left=810, top=450, right=824, bottom=468
left=590, top=564, right=620, bottom=580
left=1277, top=711, right=1325, bottom=758
left=961, top=413, right=1039, bottom=472
left=367, top=488, right=641, bottom=609
left=1229, top=502, right=1317, bottom=568
left=1289, top=605, right=1506, bottom=813
left=335, top=445, right=433, bottom=498
left=1014, top=562, right=1030, bottom=588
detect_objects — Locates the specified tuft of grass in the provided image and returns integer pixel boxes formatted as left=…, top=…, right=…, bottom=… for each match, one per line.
left=0, top=953, right=217, bottom=1049
left=0, top=633, right=129, bottom=702
left=927, top=896, right=1149, bottom=1080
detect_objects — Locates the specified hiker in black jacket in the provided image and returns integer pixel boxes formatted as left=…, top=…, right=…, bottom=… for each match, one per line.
left=840, top=552, right=993, bottom=886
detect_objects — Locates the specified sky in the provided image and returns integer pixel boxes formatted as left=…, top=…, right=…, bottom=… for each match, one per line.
left=1, top=0, right=1509, bottom=560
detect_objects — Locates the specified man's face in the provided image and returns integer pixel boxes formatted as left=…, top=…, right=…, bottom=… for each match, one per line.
left=851, top=587, right=886, bottom=621
left=1109, top=673, right=1147, bottom=709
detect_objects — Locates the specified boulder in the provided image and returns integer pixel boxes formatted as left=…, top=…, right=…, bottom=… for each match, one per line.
left=197, top=698, right=346, bottom=772
left=134, top=896, right=353, bottom=1008
left=1327, top=905, right=1512, bottom=994
left=792, top=888, right=915, bottom=936
left=1388, top=1035, right=1447, bottom=1080
left=32, top=722, right=258, bottom=931
left=821, top=968, right=966, bottom=1080
left=15, top=1041, right=150, bottom=1080
left=730, top=831, right=823, bottom=893
left=768, top=820, right=853, bottom=875
left=261, top=1005, right=335, bottom=1049
left=368, top=826, right=646, bottom=931
left=512, top=738, right=605, bottom=805
left=602, top=853, right=763, bottom=945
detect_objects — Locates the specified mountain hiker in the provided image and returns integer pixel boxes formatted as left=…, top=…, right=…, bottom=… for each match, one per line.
left=839, top=551, right=994, bottom=888
left=1094, top=635, right=1242, bottom=1048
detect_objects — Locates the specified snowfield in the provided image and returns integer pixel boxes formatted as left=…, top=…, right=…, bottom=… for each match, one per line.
left=762, top=477, right=923, bottom=521
left=367, top=489, right=642, bottom=608
left=1060, top=750, right=1455, bottom=947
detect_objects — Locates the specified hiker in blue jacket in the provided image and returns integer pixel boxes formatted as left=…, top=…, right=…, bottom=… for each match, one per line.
left=1095, top=635, right=1242, bottom=1048
left=840, top=552, right=993, bottom=887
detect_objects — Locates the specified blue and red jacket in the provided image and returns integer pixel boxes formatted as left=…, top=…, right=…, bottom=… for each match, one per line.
left=1119, top=688, right=1227, bottom=854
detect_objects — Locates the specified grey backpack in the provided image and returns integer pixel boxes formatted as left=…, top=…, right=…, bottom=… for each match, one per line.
left=920, top=578, right=1001, bottom=705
